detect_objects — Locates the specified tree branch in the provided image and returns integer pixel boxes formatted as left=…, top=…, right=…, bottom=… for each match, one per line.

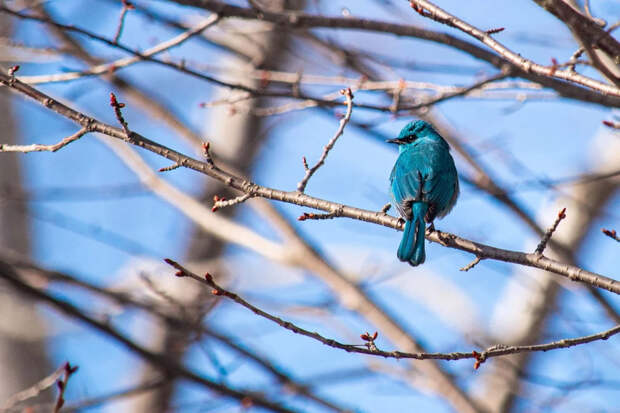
left=165, top=259, right=620, bottom=368
left=3, top=3, right=620, bottom=108
left=0, top=72, right=617, bottom=294
left=297, top=88, right=353, bottom=193
left=408, top=0, right=620, bottom=95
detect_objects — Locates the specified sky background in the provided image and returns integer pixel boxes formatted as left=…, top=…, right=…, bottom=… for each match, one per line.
left=4, top=0, right=620, bottom=411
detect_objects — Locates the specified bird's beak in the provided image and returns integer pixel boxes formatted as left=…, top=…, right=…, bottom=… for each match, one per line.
left=386, top=138, right=404, bottom=144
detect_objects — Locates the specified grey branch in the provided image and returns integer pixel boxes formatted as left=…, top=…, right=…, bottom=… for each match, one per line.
left=297, top=88, right=353, bottom=192
left=534, top=207, right=567, bottom=254
left=0, top=128, right=88, bottom=153
left=166, top=259, right=620, bottom=366
left=0, top=73, right=618, bottom=295
left=409, top=0, right=620, bottom=96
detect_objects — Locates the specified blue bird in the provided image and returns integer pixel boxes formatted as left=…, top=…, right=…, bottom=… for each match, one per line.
left=388, top=120, right=459, bottom=266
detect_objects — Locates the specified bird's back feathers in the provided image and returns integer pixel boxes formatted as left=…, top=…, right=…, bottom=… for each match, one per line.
left=389, top=120, right=459, bottom=267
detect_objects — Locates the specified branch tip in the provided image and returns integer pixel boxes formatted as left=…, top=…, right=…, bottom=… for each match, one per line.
left=485, top=27, right=504, bottom=35
left=534, top=207, right=567, bottom=254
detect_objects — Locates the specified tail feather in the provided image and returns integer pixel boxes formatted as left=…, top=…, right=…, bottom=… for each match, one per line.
left=397, top=203, right=427, bottom=266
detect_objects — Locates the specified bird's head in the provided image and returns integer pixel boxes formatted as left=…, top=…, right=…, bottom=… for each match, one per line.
left=386, top=120, right=436, bottom=145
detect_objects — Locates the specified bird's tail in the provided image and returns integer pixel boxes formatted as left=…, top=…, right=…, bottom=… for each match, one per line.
left=397, top=203, right=427, bottom=266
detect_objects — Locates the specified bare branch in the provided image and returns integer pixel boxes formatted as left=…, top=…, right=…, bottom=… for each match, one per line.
left=0, top=73, right=617, bottom=294
left=4, top=3, right=620, bottom=108
left=408, top=0, right=620, bottom=95
left=2, top=364, right=65, bottom=410
left=165, top=259, right=620, bottom=367
left=157, top=0, right=620, bottom=107
left=297, top=88, right=353, bottom=192
left=534, top=207, right=567, bottom=254
left=460, top=256, right=482, bottom=272
left=0, top=128, right=88, bottom=153
left=112, top=0, right=134, bottom=44
left=532, top=0, right=620, bottom=86
left=211, top=193, right=252, bottom=212
left=109, top=92, right=130, bottom=136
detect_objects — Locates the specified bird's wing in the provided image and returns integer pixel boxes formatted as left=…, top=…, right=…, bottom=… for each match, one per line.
left=389, top=151, right=428, bottom=219
left=423, top=151, right=458, bottom=215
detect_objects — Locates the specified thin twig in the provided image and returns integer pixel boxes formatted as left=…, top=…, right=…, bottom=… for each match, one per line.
left=535, top=207, right=567, bottom=254
left=2, top=364, right=66, bottom=410
left=460, top=256, right=482, bottom=272
left=165, top=259, right=620, bottom=367
left=212, top=193, right=252, bottom=212
left=158, top=163, right=181, bottom=172
left=113, top=0, right=134, bottom=44
left=0, top=127, right=88, bottom=153
left=109, top=92, right=130, bottom=135
left=298, top=212, right=337, bottom=221
left=297, top=88, right=353, bottom=193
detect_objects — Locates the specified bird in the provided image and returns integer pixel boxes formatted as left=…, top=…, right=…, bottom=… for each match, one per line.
left=388, top=120, right=459, bottom=266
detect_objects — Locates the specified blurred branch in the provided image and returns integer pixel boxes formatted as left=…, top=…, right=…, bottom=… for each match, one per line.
left=65, top=378, right=168, bottom=412
left=98, top=136, right=289, bottom=263
left=0, top=261, right=299, bottom=413
left=1, top=364, right=65, bottom=411
left=159, top=0, right=620, bottom=107
left=20, top=14, right=220, bottom=85
left=3, top=4, right=620, bottom=109
left=112, top=0, right=134, bottom=44
left=0, top=252, right=355, bottom=413
left=0, top=11, right=51, bottom=404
